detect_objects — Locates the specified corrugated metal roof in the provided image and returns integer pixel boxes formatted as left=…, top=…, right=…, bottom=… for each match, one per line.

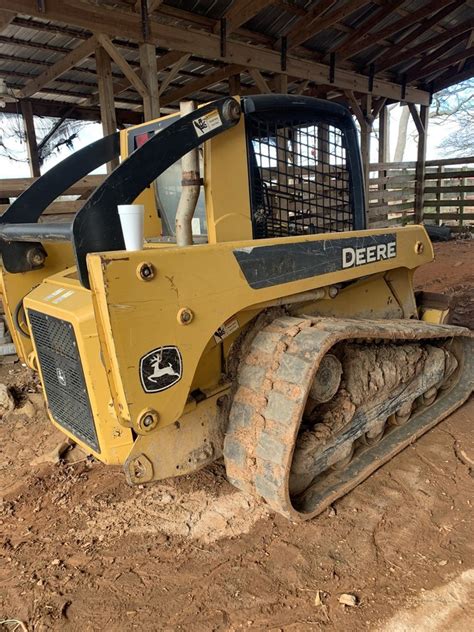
left=0, top=0, right=472, bottom=120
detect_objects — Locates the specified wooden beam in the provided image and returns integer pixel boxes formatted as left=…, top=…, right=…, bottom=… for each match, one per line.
left=376, top=0, right=466, bottom=72
left=96, top=33, right=148, bottom=99
left=287, top=0, right=371, bottom=50
left=344, top=90, right=368, bottom=130
left=378, top=104, right=388, bottom=163
left=414, top=105, right=428, bottom=223
left=159, top=54, right=191, bottom=96
left=148, top=0, right=164, bottom=12
left=134, top=0, right=164, bottom=13
left=20, top=99, right=40, bottom=177
left=337, top=0, right=453, bottom=62
left=161, top=64, right=244, bottom=107
left=228, top=73, right=241, bottom=95
left=274, top=73, right=288, bottom=94
left=432, top=66, right=474, bottom=92
left=295, top=79, right=310, bottom=95
left=458, top=29, right=474, bottom=71
left=249, top=68, right=272, bottom=93
left=408, top=103, right=424, bottom=137
left=212, top=0, right=274, bottom=35
left=330, top=1, right=405, bottom=60
left=2, top=98, right=143, bottom=124
left=371, top=97, right=387, bottom=121
left=90, top=49, right=187, bottom=105
left=95, top=45, right=118, bottom=172
left=0, top=9, right=15, bottom=31
left=407, top=44, right=474, bottom=82
left=375, top=17, right=472, bottom=73
left=140, top=42, right=160, bottom=120
left=21, top=35, right=96, bottom=98
left=360, top=93, right=372, bottom=222
left=2, top=0, right=430, bottom=104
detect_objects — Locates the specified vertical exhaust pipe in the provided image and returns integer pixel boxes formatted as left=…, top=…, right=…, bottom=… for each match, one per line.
left=175, top=100, right=201, bottom=246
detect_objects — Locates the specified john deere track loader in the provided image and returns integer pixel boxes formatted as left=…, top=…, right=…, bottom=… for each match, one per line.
left=1, top=96, right=472, bottom=520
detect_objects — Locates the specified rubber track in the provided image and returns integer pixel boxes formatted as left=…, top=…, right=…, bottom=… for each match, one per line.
left=223, top=316, right=474, bottom=521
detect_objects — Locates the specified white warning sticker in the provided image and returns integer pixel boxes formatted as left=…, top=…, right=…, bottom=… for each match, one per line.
left=52, top=290, right=75, bottom=304
left=193, top=110, right=223, bottom=138
left=214, top=317, right=239, bottom=344
left=44, top=288, right=65, bottom=302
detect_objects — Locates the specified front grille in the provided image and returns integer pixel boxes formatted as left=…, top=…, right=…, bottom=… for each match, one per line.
left=247, top=117, right=355, bottom=239
left=28, top=310, right=99, bottom=452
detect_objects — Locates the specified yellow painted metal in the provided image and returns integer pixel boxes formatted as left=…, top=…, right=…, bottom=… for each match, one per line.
left=87, top=225, right=433, bottom=439
left=0, top=102, right=439, bottom=483
left=420, top=307, right=450, bottom=324
left=0, top=244, right=74, bottom=364
left=23, top=271, right=134, bottom=464
left=204, top=113, right=253, bottom=243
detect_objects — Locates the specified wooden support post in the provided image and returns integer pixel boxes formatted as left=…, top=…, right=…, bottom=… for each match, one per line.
left=274, top=73, right=288, bottom=93
left=378, top=104, right=389, bottom=202
left=361, top=94, right=372, bottom=223
left=378, top=104, right=388, bottom=164
left=413, top=104, right=428, bottom=223
left=249, top=69, right=272, bottom=94
left=95, top=45, right=118, bottom=172
left=20, top=99, right=41, bottom=177
left=435, top=165, right=442, bottom=226
left=140, top=42, right=160, bottom=120
left=228, top=73, right=241, bottom=95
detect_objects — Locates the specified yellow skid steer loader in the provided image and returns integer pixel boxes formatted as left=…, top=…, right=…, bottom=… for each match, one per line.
left=0, top=96, right=472, bottom=521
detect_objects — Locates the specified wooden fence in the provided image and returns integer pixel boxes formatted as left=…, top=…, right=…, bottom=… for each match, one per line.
left=1, top=158, right=473, bottom=231
left=369, top=156, right=474, bottom=230
left=0, top=175, right=105, bottom=222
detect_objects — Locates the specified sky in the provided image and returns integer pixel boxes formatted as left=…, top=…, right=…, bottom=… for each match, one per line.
left=0, top=100, right=464, bottom=179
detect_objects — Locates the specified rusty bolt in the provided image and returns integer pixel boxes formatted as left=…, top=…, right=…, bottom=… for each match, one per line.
left=137, top=262, right=155, bottom=281
left=27, top=247, right=46, bottom=268
left=177, top=307, right=194, bottom=325
left=138, top=409, right=159, bottom=432
left=222, top=98, right=241, bottom=123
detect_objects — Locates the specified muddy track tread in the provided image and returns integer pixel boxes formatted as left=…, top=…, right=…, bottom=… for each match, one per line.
left=223, top=317, right=474, bottom=521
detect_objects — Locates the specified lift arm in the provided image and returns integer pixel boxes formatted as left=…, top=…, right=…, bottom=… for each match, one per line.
left=0, top=97, right=241, bottom=288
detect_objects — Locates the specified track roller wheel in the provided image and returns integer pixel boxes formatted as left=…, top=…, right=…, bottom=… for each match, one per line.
left=420, top=386, right=438, bottom=407
left=388, top=401, right=413, bottom=427
left=223, top=316, right=473, bottom=521
left=331, top=442, right=355, bottom=470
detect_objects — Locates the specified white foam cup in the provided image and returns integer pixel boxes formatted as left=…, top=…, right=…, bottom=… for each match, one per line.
left=117, top=204, right=144, bottom=251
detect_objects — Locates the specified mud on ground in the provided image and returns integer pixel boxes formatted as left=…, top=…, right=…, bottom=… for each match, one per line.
left=0, top=240, right=473, bottom=631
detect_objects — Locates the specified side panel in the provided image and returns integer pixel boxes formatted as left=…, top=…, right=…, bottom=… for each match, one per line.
left=205, top=114, right=253, bottom=243
left=0, top=244, right=74, bottom=362
left=23, top=275, right=134, bottom=463
left=87, top=226, right=433, bottom=436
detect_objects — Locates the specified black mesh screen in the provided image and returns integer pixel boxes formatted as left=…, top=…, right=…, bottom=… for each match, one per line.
left=28, top=310, right=99, bottom=452
left=247, top=117, right=355, bottom=239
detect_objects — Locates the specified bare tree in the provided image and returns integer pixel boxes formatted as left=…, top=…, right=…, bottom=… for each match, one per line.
left=393, top=105, right=410, bottom=162
left=0, top=111, right=89, bottom=169
left=430, top=79, right=473, bottom=156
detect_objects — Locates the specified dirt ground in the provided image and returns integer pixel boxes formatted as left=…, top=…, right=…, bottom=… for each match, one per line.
left=0, top=240, right=473, bottom=632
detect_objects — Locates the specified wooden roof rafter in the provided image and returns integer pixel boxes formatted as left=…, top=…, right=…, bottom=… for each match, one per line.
left=372, top=0, right=467, bottom=71
left=286, top=0, right=371, bottom=50
left=327, top=0, right=406, bottom=59
left=0, top=0, right=430, bottom=104
left=212, top=0, right=276, bottom=36
left=335, top=0, right=456, bottom=62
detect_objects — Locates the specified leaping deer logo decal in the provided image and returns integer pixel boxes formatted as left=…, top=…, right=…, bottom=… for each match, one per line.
left=148, top=349, right=180, bottom=383
left=139, top=345, right=182, bottom=393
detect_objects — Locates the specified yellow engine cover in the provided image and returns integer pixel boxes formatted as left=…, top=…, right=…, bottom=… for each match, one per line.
left=23, top=271, right=133, bottom=464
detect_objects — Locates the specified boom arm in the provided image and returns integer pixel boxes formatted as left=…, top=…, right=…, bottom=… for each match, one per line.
left=0, top=97, right=241, bottom=287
